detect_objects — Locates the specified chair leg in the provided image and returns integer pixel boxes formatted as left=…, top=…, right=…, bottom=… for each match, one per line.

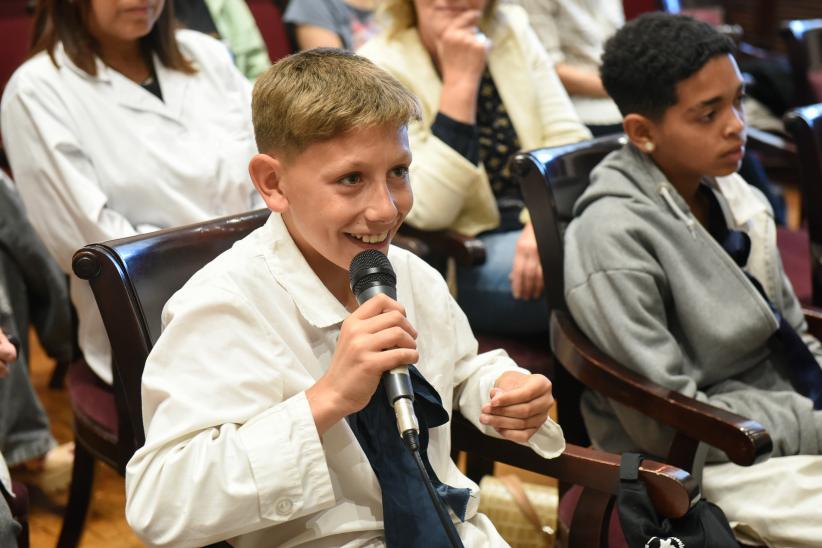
left=48, top=361, right=69, bottom=390
left=57, top=442, right=95, bottom=548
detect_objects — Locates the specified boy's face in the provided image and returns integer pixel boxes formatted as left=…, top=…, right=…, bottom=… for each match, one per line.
left=258, top=124, right=413, bottom=278
left=646, top=54, right=746, bottom=185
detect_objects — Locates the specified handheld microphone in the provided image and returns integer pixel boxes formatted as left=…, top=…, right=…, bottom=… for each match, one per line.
left=349, top=250, right=419, bottom=439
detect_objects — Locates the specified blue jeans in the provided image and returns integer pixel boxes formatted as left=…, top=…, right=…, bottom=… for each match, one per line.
left=0, top=345, right=55, bottom=466
left=456, top=230, right=550, bottom=335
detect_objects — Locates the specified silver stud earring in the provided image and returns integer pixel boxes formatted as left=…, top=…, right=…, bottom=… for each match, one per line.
left=644, top=142, right=655, bottom=153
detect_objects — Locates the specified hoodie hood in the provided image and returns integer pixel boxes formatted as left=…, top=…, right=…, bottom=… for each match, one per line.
left=574, top=143, right=700, bottom=235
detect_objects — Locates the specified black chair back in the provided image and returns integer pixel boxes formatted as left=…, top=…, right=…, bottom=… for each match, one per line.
left=511, top=134, right=626, bottom=313
left=510, top=134, right=625, bottom=446
left=784, top=104, right=822, bottom=306
left=780, top=19, right=822, bottom=107
left=72, top=209, right=270, bottom=449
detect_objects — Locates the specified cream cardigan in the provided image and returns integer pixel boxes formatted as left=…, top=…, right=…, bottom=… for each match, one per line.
left=359, top=4, right=590, bottom=236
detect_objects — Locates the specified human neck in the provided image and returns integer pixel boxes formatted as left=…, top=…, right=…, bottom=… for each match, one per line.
left=97, top=37, right=150, bottom=83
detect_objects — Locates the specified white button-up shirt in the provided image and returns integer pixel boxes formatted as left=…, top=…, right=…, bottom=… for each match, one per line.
left=1, top=30, right=261, bottom=384
left=125, top=213, right=565, bottom=547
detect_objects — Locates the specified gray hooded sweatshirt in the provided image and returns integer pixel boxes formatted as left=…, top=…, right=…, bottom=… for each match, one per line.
left=564, top=143, right=822, bottom=462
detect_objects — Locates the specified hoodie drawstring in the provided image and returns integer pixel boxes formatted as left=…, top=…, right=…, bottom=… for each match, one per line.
left=657, top=183, right=697, bottom=238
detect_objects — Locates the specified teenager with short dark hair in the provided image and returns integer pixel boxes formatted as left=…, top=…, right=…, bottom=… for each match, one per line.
left=565, top=13, right=822, bottom=546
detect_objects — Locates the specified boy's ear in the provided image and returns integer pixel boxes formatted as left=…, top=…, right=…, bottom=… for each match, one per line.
left=249, top=153, right=289, bottom=212
left=623, top=113, right=657, bottom=154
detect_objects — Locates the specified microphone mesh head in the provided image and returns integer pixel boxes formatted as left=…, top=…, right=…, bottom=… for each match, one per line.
left=349, top=250, right=396, bottom=298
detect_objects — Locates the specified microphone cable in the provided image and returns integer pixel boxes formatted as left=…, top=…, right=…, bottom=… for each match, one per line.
left=349, top=250, right=463, bottom=548
left=402, top=430, right=463, bottom=548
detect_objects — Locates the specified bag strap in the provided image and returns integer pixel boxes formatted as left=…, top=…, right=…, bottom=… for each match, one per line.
left=619, top=452, right=643, bottom=482
left=497, top=474, right=554, bottom=537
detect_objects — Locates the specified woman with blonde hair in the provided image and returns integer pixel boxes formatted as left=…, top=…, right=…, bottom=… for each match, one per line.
left=360, top=0, right=590, bottom=334
left=1, top=0, right=260, bottom=385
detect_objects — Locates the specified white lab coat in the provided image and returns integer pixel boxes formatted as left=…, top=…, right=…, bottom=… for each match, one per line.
left=1, top=30, right=261, bottom=383
left=126, top=213, right=566, bottom=547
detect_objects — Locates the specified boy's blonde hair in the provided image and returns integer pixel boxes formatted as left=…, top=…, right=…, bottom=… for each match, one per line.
left=252, top=48, right=421, bottom=158
left=378, top=0, right=500, bottom=36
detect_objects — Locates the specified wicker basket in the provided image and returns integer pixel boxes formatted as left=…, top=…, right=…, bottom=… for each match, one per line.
left=478, top=474, right=557, bottom=548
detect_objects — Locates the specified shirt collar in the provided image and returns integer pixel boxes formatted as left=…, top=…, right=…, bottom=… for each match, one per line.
left=707, top=173, right=771, bottom=227
left=260, top=213, right=350, bottom=329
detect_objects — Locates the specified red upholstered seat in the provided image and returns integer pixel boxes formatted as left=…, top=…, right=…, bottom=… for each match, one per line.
left=66, top=360, right=118, bottom=444
left=777, top=226, right=812, bottom=305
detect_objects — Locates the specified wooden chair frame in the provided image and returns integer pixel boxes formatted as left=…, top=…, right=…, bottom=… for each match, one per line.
left=69, top=208, right=698, bottom=548
left=511, top=135, right=775, bottom=474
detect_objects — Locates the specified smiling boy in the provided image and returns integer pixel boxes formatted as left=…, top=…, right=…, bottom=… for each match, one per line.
left=125, top=48, right=563, bottom=547
left=564, top=13, right=822, bottom=546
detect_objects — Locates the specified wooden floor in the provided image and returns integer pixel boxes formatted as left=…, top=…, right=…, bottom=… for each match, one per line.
left=26, top=332, right=142, bottom=548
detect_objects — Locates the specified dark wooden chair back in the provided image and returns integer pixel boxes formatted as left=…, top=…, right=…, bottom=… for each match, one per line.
left=512, top=138, right=773, bottom=474
left=72, top=207, right=700, bottom=548
left=784, top=103, right=822, bottom=307
left=780, top=19, right=822, bottom=107
left=72, top=209, right=270, bottom=451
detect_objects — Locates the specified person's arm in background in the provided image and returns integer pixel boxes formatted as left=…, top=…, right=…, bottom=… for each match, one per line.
left=554, top=63, right=609, bottom=98
left=284, top=0, right=345, bottom=50
left=1, top=77, right=139, bottom=274
left=0, top=327, right=17, bottom=378
left=204, top=0, right=272, bottom=80
left=512, top=0, right=608, bottom=98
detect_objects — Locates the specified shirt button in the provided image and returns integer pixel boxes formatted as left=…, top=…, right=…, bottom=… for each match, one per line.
left=275, top=498, right=294, bottom=516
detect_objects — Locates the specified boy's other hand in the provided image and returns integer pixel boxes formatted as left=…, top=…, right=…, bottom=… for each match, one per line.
left=480, top=371, right=553, bottom=443
left=510, top=222, right=544, bottom=300
left=307, top=293, right=419, bottom=435
left=0, top=328, right=18, bottom=378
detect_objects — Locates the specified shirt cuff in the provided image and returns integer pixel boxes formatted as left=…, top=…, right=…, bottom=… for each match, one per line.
left=431, top=112, right=480, bottom=165
left=238, top=391, right=335, bottom=522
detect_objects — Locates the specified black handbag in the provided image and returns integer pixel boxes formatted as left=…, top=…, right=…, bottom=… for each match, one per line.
left=617, top=453, right=738, bottom=548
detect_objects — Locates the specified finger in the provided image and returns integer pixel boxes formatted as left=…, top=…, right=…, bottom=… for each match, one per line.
left=482, top=393, right=554, bottom=418
left=367, top=347, right=419, bottom=373
left=352, top=293, right=406, bottom=320
left=490, top=376, right=552, bottom=408
left=510, top=253, right=525, bottom=300
left=359, top=309, right=418, bottom=339
left=450, top=9, right=482, bottom=30
left=520, top=257, right=538, bottom=300
left=367, top=326, right=418, bottom=353
left=532, top=261, right=545, bottom=299
left=497, top=427, right=539, bottom=444
left=480, top=412, right=547, bottom=430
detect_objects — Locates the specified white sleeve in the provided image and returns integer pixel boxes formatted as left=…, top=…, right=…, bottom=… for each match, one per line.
left=2, top=78, right=139, bottom=274
left=125, top=285, right=335, bottom=547
left=518, top=16, right=591, bottom=147
left=448, top=294, right=565, bottom=459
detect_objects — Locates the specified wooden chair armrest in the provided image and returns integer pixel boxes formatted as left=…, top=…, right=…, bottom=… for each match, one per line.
left=391, top=233, right=430, bottom=259
left=398, top=224, right=486, bottom=267
left=451, top=414, right=698, bottom=519
left=803, top=306, right=822, bottom=339
left=550, top=310, right=772, bottom=466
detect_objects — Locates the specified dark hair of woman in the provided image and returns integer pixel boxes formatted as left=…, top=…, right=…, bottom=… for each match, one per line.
left=28, top=0, right=196, bottom=76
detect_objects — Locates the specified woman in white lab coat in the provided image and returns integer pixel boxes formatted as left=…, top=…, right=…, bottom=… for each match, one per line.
left=1, top=0, right=261, bottom=384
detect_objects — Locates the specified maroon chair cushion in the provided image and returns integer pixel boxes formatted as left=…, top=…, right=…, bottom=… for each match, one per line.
left=559, top=485, right=627, bottom=548
left=777, top=226, right=812, bottom=305
left=66, top=360, right=118, bottom=440
left=8, top=480, right=28, bottom=522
